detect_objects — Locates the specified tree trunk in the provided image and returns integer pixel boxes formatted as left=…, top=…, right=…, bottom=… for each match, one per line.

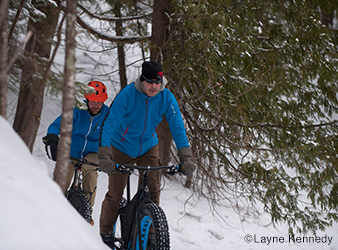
left=12, top=0, right=60, bottom=151
left=113, top=2, right=127, bottom=89
left=0, top=0, right=9, bottom=118
left=320, top=10, right=333, bottom=28
left=150, top=0, right=172, bottom=166
left=54, top=0, right=77, bottom=193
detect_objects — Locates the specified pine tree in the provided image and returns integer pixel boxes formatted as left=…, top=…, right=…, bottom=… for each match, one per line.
left=166, top=0, right=338, bottom=234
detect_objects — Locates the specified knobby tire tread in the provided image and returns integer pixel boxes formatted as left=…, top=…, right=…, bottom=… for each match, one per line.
left=66, top=189, right=92, bottom=223
left=133, top=202, right=170, bottom=250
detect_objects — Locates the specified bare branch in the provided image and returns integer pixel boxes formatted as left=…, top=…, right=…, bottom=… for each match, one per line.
left=76, top=15, right=150, bottom=44
left=0, top=30, right=33, bottom=76
left=8, top=0, right=27, bottom=42
left=77, top=2, right=152, bottom=21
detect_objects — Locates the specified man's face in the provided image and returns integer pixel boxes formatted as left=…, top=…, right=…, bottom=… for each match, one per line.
left=88, top=101, right=103, bottom=114
left=142, top=80, right=161, bottom=97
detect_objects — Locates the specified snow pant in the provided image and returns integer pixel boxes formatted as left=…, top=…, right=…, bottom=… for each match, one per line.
left=54, top=152, right=99, bottom=209
left=99, top=145, right=161, bottom=235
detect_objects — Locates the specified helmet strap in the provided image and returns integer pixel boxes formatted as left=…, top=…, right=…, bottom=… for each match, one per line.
left=88, top=108, right=101, bottom=117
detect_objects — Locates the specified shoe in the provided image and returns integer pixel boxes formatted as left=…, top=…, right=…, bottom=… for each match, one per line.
left=100, top=233, right=115, bottom=249
left=90, top=218, right=94, bottom=226
left=147, top=233, right=156, bottom=249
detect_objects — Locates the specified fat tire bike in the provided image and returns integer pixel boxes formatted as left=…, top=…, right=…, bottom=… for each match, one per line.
left=109, top=164, right=180, bottom=250
left=66, top=157, right=98, bottom=224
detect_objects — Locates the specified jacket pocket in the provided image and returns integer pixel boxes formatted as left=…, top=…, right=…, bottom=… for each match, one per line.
left=121, top=127, right=129, bottom=141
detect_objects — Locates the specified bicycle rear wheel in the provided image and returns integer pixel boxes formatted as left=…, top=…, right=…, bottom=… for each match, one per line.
left=112, top=197, right=128, bottom=249
left=66, top=189, right=92, bottom=223
left=132, top=202, right=170, bottom=250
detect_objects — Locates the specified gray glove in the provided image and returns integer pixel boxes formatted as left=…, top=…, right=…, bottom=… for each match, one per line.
left=98, top=146, right=116, bottom=173
left=178, top=147, right=196, bottom=176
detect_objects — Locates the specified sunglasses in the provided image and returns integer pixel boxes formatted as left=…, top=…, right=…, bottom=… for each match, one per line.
left=142, top=74, right=162, bottom=84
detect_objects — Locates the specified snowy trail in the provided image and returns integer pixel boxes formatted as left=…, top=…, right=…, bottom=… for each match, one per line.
left=2, top=92, right=337, bottom=250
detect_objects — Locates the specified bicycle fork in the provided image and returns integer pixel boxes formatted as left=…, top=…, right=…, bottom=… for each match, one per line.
left=72, top=164, right=82, bottom=190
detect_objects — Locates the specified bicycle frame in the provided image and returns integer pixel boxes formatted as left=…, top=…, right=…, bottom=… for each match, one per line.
left=66, top=157, right=99, bottom=224
left=119, top=164, right=179, bottom=205
left=70, top=160, right=83, bottom=191
left=69, top=157, right=99, bottom=192
left=112, top=164, right=179, bottom=250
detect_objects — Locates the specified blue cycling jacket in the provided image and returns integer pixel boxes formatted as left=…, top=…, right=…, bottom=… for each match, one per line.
left=46, top=105, right=109, bottom=159
left=100, top=80, right=189, bottom=157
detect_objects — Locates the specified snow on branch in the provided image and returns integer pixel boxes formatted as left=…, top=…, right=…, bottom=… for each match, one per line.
left=76, top=15, right=150, bottom=44
left=77, top=2, right=152, bottom=21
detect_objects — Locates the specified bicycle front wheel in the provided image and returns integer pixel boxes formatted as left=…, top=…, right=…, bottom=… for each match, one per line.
left=132, top=202, right=170, bottom=250
left=66, top=189, right=92, bottom=223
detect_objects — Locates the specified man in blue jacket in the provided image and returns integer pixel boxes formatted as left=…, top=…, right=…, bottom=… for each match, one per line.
left=42, top=81, right=109, bottom=225
left=98, top=61, right=196, bottom=247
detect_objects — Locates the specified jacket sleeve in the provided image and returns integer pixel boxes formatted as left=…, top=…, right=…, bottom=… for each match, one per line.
left=165, top=92, right=189, bottom=150
left=46, top=108, right=79, bottom=136
left=46, top=115, right=62, bottom=135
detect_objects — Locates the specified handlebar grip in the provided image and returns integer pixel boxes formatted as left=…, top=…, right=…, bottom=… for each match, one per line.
left=116, top=164, right=131, bottom=174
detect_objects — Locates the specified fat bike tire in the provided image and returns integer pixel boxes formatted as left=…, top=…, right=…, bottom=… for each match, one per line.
left=66, top=189, right=92, bottom=223
left=112, top=197, right=128, bottom=249
left=132, top=202, right=170, bottom=250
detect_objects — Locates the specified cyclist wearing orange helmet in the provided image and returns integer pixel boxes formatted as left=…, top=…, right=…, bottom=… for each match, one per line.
left=85, top=81, right=108, bottom=115
left=42, top=81, right=109, bottom=225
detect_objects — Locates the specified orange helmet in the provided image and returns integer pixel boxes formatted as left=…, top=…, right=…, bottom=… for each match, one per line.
left=84, top=81, right=108, bottom=102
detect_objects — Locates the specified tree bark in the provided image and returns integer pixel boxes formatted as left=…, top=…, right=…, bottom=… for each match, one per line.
left=12, top=0, right=60, bottom=151
left=320, top=10, right=333, bottom=28
left=113, top=2, right=127, bottom=89
left=54, top=0, right=77, bottom=193
left=150, top=0, right=172, bottom=166
left=0, top=0, right=9, bottom=118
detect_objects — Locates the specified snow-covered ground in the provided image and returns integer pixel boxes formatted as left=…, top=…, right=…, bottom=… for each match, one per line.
left=1, top=91, right=338, bottom=250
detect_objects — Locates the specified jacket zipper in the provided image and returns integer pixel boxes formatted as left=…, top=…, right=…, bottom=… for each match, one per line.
left=81, top=116, right=93, bottom=158
left=138, top=98, right=148, bottom=156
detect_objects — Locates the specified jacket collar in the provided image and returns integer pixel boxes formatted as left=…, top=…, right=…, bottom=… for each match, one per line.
left=134, top=76, right=167, bottom=96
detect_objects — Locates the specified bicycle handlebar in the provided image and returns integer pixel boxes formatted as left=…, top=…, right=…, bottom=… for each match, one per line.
left=69, top=157, right=181, bottom=175
left=111, top=164, right=181, bottom=175
left=69, top=157, right=99, bottom=167
left=69, top=157, right=184, bottom=177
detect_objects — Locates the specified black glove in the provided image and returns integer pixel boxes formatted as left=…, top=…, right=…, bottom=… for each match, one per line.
left=98, top=146, right=116, bottom=173
left=42, top=134, right=59, bottom=161
left=178, top=147, right=196, bottom=176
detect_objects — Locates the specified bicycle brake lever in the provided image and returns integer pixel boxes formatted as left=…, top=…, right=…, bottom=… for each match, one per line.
left=167, top=165, right=179, bottom=175
left=117, top=164, right=131, bottom=174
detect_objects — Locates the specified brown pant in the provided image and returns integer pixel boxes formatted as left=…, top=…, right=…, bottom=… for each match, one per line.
left=99, top=145, right=161, bottom=235
left=55, top=153, right=99, bottom=208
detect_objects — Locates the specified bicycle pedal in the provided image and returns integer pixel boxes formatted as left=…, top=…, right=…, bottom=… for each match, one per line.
left=100, top=234, right=115, bottom=249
